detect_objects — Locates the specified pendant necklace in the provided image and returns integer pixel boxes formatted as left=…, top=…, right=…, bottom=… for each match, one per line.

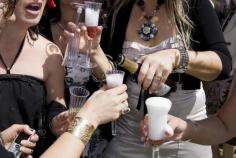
left=137, top=0, right=163, bottom=41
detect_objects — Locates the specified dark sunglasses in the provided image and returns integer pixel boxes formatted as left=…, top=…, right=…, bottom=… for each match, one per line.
left=4, top=0, right=16, bottom=18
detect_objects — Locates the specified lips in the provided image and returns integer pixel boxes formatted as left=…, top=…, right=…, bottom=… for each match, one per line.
left=25, top=2, right=42, bottom=16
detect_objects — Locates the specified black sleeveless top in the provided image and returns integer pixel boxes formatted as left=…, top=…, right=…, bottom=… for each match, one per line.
left=0, top=74, right=46, bottom=130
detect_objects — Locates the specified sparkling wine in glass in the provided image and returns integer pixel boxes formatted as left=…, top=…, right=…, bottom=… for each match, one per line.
left=145, top=97, right=173, bottom=158
left=105, top=70, right=125, bottom=136
left=69, top=86, right=90, bottom=119
left=85, top=1, right=102, bottom=38
left=83, top=1, right=102, bottom=68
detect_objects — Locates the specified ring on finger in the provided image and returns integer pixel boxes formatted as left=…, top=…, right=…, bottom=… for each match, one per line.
left=121, top=107, right=130, bottom=114
left=155, top=76, right=163, bottom=81
left=155, top=76, right=166, bottom=82
left=120, top=104, right=130, bottom=115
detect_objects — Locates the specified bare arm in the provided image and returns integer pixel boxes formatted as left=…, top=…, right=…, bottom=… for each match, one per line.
left=39, top=132, right=84, bottom=158
left=162, top=70, right=236, bottom=145
left=138, top=49, right=224, bottom=91
left=40, top=85, right=128, bottom=158
left=45, top=43, right=66, bottom=106
left=186, top=50, right=222, bottom=81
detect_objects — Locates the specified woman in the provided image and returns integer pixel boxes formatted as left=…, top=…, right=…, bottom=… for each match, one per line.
left=0, top=0, right=129, bottom=157
left=39, top=0, right=112, bottom=100
left=99, top=0, right=232, bottom=157
left=0, top=0, right=69, bottom=155
left=39, top=1, right=116, bottom=157
left=0, top=1, right=39, bottom=157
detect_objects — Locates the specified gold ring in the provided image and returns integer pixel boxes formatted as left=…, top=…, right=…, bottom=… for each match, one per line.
left=155, top=76, right=166, bottom=82
left=155, top=76, right=163, bottom=81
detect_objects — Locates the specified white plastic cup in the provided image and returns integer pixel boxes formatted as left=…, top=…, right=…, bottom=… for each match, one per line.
left=145, top=97, right=173, bottom=140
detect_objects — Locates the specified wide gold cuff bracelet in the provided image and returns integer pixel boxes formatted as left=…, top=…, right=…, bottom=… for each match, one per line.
left=68, top=117, right=95, bottom=145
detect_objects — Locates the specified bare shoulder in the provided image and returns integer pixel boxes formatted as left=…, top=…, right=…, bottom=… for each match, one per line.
left=35, top=35, right=64, bottom=74
left=36, top=35, right=62, bottom=57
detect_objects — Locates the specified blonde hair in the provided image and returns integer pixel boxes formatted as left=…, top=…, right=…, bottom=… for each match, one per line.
left=110, top=0, right=193, bottom=48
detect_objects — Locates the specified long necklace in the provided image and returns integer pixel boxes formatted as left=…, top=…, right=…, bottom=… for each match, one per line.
left=137, top=0, right=163, bottom=41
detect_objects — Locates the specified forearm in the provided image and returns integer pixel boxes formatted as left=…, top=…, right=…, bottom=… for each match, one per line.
left=90, top=46, right=113, bottom=78
left=40, top=132, right=84, bottom=158
left=184, top=116, right=233, bottom=145
left=186, top=50, right=223, bottom=81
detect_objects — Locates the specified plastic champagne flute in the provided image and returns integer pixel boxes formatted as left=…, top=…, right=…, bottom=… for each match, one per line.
left=83, top=1, right=102, bottom=68
left=69, top=86, right=90, bottom=119
left=62, top=3, right=84, bottom=67
left=145, top=97, right=173, bottom=158
left=105, top=70, right=125, bottom=136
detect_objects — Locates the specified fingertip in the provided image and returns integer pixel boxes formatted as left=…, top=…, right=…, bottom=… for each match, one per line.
left=122, top=84, right=127, bottom=90
left=27, top=155, right=33, bottom=158
left=81, top=25, right=87, bottom=31
left=165, top=131, right=172, bottom=137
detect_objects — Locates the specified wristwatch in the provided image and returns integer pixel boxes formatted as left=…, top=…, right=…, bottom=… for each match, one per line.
left=174, top=46, right=189, bottom=73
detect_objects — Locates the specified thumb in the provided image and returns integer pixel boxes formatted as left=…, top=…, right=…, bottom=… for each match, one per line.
left=164, top=124, right=174, bottom=137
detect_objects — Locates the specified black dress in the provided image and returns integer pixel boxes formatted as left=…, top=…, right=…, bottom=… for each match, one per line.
left=0, top=145, right=14, bottom=158
left=0, top=74, right=46, bottom=131
left=0, top=74, right=67, bottom=156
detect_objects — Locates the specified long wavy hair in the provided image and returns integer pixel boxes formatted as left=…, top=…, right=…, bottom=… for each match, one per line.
left=110, top=0, right=193, bottom=48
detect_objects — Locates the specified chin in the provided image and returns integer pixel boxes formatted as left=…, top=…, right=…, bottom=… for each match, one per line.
left=26, top=19, right=41, bottom=27
left=19, top=15, right=42, bottom=26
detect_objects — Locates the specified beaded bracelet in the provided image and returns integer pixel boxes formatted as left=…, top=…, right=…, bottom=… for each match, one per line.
left=67, top=117, right=95, bottom=145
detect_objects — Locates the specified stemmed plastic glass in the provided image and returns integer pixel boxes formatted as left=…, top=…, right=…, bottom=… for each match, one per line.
left=62, top=3, right=84, bottom=67
left=69, top=86, right=90, bottom=119
left=145, top=97, right=173, bottom=158
left=81, top=1, right=102, bottom=69
left=105, top=70, right=125, bottom=136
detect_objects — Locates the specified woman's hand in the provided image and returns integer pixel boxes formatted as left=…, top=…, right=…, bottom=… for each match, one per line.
left=78, top=84, right=128, bottom=128
left=59, top=22, right=102, bottom=55
left=137, top=49, right=180, bottom=93
left=1, top=124, right=39, bottom=158
left=50, top=111, right=70, bottom=136
left=140, top=114, right=188, bottom=145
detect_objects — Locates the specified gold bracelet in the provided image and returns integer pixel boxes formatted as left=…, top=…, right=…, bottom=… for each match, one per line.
left=68, top=117, right=95, bottom=145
